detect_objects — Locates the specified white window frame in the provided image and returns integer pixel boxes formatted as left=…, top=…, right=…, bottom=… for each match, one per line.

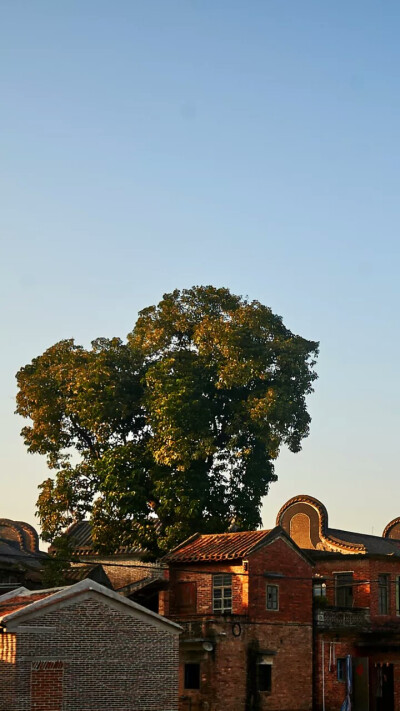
left=213, top=573, right=232, bottom=614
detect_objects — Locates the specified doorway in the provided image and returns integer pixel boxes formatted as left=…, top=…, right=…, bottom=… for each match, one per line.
left=371, top=663, right=394, bottom=711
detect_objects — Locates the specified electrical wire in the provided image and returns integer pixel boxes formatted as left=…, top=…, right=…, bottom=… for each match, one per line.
left=1, top=549, right=400, bottom=589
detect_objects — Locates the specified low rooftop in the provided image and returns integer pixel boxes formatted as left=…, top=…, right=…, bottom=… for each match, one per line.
left=164, top=529, right=273, bottom=562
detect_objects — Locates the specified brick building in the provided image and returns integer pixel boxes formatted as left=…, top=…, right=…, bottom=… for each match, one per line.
left=0, top=578, right=181, bottom=711
left=161, top=527, right=315, bottom=711
left=51, top=497, right=400, bottom=711
left=277, top=495, right=400, bottom=711
left=63, top=520, right=167, bottom=610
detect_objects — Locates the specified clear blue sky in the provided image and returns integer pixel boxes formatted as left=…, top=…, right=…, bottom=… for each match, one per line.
left=2, top=0, right=400, bottom=540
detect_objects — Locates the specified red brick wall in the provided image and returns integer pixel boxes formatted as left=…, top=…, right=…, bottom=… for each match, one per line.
left=313, top=557, right=371, bottom=609
left=313, top=556, right=400, bottom=711
left=248, top=537, right=313, bottom=624
left=0, top=633, right=16, bottom=711
left=12, top=596, right=179, bottom=711
left=177, top=616, right=313, bottom=711
left=31, top=660, right=63, bottom=711
left=168, top=536, right=314, bottom=711
left=313, top=556, right=400, bottom=624
left=167, top=561, right=247, bottom=617
left=313, top=634, right=358, bottom=711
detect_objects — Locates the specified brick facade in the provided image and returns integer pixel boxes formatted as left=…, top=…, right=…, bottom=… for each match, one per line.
left=5, top=495, right=400, bottom=711
left=162, top=496, right=400, bottom=711
left=279, top=494, right=400, bottom=711
left=164, top=529, right=314, bottom=711
left=313, top=555, right=400, bottom=711
left=0, top=633, right=16, bottom=711
left=0, top=581, right=180, bottom=711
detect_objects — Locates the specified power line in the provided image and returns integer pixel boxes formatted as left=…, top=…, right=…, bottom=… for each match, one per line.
left=3, top=550, right=400, bottom=589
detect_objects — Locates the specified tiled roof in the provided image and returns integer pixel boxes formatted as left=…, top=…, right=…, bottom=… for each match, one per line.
left=0, top=519, right=46, bottom=570
left=61, top=521, right=145, bottom=556
left=0, top=580, right=182, bottom=633
left=276, top=494, right=400, bottom=556
left=0, top=591, right=55, bottom=618
left=164, top=529, right=272, bottom=562
left=327, top=528, right=400, bottom=557
left=65, top=564, right=101, bottom=583
left=117, top=574, right=167, bottom=597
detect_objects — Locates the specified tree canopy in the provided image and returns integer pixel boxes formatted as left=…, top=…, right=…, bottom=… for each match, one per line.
left=16, top=286, right=319, bottom=556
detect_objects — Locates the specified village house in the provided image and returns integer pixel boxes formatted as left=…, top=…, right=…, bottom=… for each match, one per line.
left=50, top=496, right=400, bottom=711
left=277, top=495, right=400, bottom=711
left=62, top=519, right=168, bottom=611
left=0, top=578, right=181, bottom=711
left=161, top=527, right=315, bottom=711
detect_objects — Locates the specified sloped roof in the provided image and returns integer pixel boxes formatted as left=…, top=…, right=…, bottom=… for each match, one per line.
left=61, top=520, right=144, bottom=556
left=65, top=563, right=111, bottom=585
left=0, top=588, right=61, bottom=618
left=164, top=529, right=273, bottom=562
left=382, top=517, right=400, bottom=540
left=277, top=494, right=400, bottom=556
left=0, top=579, right=181, bottom=635
left=117, top=574, right=168, bottom=597
left=0, top=519, right=46, bottom=570
left=327, top=528, right=400, bottom=557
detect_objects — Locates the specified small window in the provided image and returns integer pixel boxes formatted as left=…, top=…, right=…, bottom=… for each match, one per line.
left=337, top=658, right=346, bottom=682
left=378, top=574, right=389, bottom=615
left=184, top=663, right=200, bottom=690
left=313, top=581, right=327, bottom=598
left=335, top=573, right=353, bottom=608
left=257, top=661, right=272, bottom=692
left=266, top=584, right=279, bottom=611
left=213, top=574, right=232, bottom=613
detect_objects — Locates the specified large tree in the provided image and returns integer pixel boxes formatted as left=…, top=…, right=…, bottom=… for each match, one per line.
left=16, top=286, right=318, bottom=556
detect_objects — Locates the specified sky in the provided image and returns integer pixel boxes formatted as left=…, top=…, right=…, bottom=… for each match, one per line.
left=1, top=0, right=400, bottom=542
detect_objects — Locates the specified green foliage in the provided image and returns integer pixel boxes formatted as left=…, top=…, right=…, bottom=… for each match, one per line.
left=41, top=535, right=74, bottom=588
left=16, top=286, right=318, bottom=556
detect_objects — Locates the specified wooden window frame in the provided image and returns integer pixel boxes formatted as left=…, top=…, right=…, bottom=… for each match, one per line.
left=266, top=584, right=279, bottom=611
left=334, top=572, right=354, bottom=608
left=378, top=574, right=390, bottom=615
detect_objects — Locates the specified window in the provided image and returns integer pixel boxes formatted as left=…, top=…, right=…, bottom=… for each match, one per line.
left=335, top=573, right=353, bottom=608
left=258, top=662, right=272, bottom=692
left=337, top=658, right=346, bottom=683
left=313, top=581, right=327, bottom=598
left=266, top=584, right=279, bottom=611
left=396, top=576, right=400, bottom=616
left=176, top=582, right=197, bottom=614
left=213, top=574, right=232, bottom=613
left=378, top=574, right=389, bottom=615
left=184, top=663, right=200, bottom=689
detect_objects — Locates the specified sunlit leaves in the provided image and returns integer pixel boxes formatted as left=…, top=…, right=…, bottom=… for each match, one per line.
left=16, top=286, right=318, bottom=556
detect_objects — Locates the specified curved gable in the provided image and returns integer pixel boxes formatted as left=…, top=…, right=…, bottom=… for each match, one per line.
left=276, top=495, right=328, bottom=550
left=383, top=517, right=400, bottom=540
left=0, top=519, right=41, bottom=554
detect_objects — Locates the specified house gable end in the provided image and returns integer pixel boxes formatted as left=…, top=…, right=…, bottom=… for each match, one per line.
left=247, top=527, right=314, bottom=568
left=2, top=580, right=181, bottom=635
